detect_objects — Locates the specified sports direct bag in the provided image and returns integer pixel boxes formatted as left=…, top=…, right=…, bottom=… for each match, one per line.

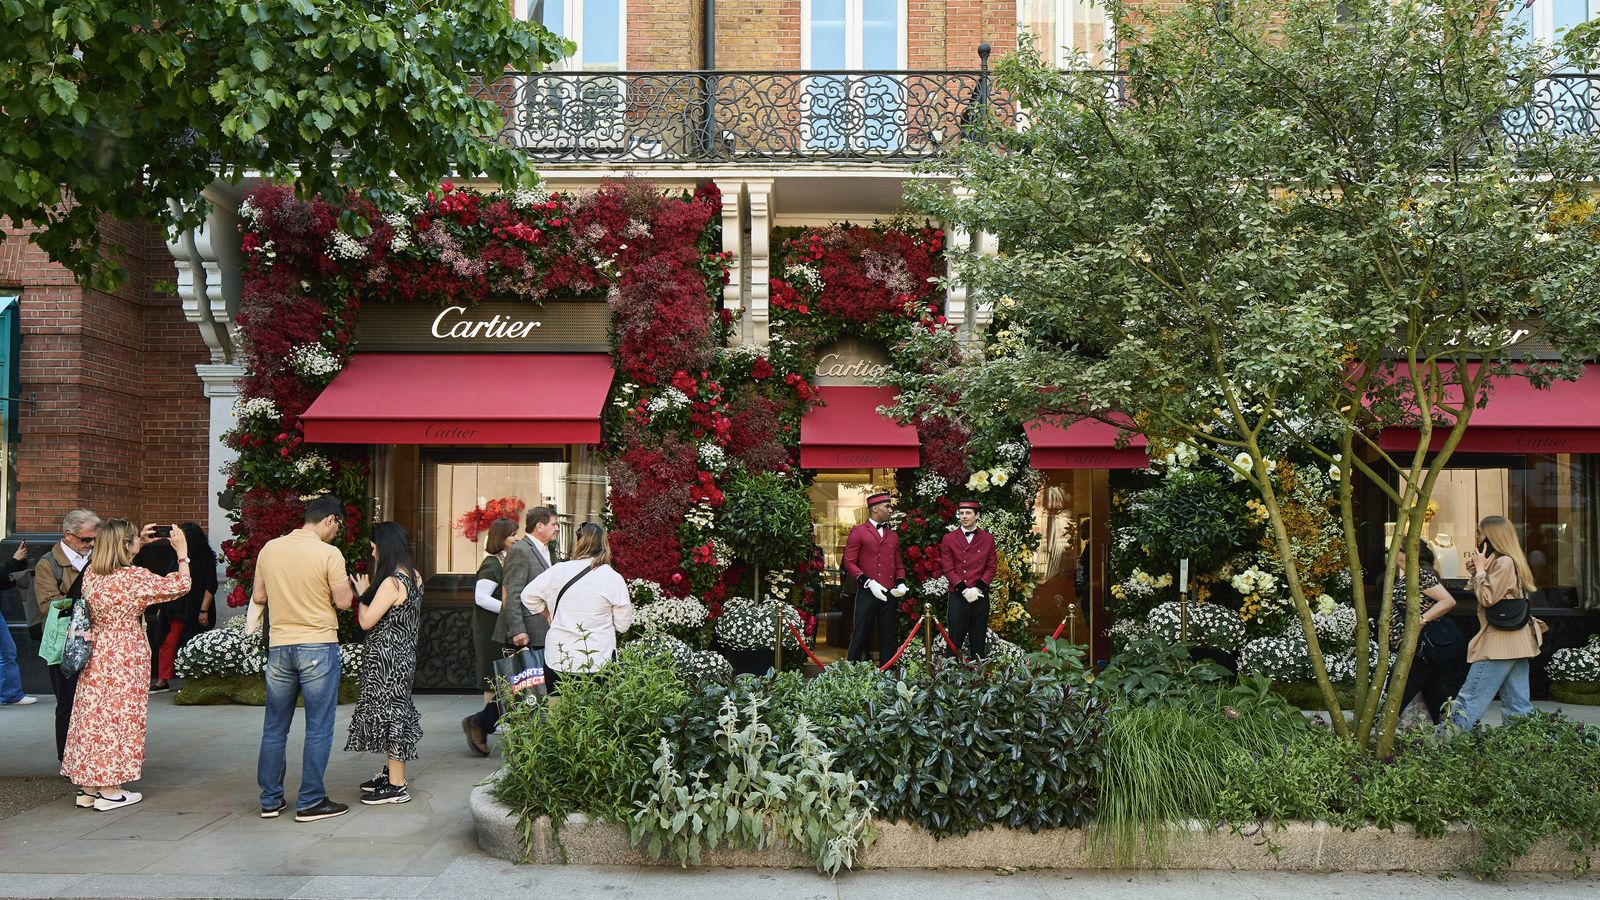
left=491, top=646, right=547, bottom=705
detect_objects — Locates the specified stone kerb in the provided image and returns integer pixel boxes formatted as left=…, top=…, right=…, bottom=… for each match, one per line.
left=470, top=780, right=1578, bottom=872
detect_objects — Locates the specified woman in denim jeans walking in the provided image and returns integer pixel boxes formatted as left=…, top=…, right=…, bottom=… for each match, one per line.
left=1449, top=516, right=1546, bottom=732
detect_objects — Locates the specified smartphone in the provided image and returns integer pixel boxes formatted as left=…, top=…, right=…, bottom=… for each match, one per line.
left=150, top=525, right=173, bottom=538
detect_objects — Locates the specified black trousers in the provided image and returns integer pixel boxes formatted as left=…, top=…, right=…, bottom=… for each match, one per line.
left=946, top=591, right=990, bottom=660
left=1398, top=654, right=1457, bottom=724
left=48, top=664, right=78, bottom=761
left=847, top=587, right=899, bottom=665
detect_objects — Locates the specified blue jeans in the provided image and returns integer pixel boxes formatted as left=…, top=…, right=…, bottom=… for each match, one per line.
left=1449, top=656, right=1534, bottom=731
left=0, top=614, right=25, bottom=704
left=258, top=643, right=341, bottom=811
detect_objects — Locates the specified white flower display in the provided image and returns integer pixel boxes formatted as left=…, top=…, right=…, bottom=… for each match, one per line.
left=697, top=443, right=727, bottom=472
left=1546, top=635, right=1600, bottom=682
left=287, top=344, right=342, bottom=380
left=509, top=188, right=551, bottom=210
left=628, top=579, right=670, bottom=607
left=174, top=618, right=267, bottom=679
left=629, top=633, right=733, bottom=686
left=914, top=471, right=948, bottom=499
left=1230, top=566, right=1279, bottom=595
left=232, top=397, right=279, bottom=422
left=1160, top=442, right=1200, bottom=469
left=684, top=502, right=715, bottom=531
left=645, top=387, right=691, bottom=415
left=1311, top=602, right=1358, bottom=649
left=293, top=453, right=331, bottom=478
left=921, top=575, right=950, bottom=598
left=1229, top=452, right=1255, bottom=481
left=782, top=264, right=825, bottom=292
left=988, top=468, right=1011, bottom=487
left=1108, top=617, right=1150, bottom=646
left=713, top=597, right=807, bottom=652
left=1239, top=632, right=1379, bottom=684
left=995, top=440, right=1030, bottom=465
left=328, top=230, right=368, bottom=260
left=1146, top=601, right=1247, bottom=651
left=635, top=596, right=711, bottom=635
left=966, top=469, right=992, bottom=492
left=984, top=632, right=1026, bottom=665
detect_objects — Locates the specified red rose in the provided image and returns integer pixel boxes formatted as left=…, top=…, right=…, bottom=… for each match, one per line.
left=751, top=357, right=773, bottom=380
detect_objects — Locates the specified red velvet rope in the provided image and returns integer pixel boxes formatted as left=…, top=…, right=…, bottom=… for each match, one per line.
left=784, top=619, right=831, bottom=669
left=878, top=615, right=927, bottom=671
left=933, top=619, right=964, bottom=660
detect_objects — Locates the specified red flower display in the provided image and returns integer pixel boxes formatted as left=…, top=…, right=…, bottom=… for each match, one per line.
left=456, top=497, right=527, bottom=542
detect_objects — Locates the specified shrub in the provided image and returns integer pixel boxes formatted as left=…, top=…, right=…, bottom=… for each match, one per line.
left=1547, top=635, right=1600, bottom=683
left=630, top=695, right=875, bottom=875
left=713, top=597, right=807, bottom=652
left=1216, top=712, right=1600, bottom=879
left=840, top=664, right=1107, bottom=837
left=492, top=646, right=690, bottom=836
left=174, top=619, right=265, bottom=679
left=1146, top=601, right=1247, bottom=651
left=628, top=632, right=733, bottom=689
left=631, top=595, right=712, bottom=649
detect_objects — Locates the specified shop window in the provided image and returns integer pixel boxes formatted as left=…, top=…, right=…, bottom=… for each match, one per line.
left=809, top=470, right=897, bottom=575
left=802, top=0, right=908, bottom=154
left=380, top=448, right=609, bottom=595
left=1018, top=0, right=1114, bottom=67
left=1398, top=454, right=1597, bottom=608
left=516, top=0, right=628, bottom=150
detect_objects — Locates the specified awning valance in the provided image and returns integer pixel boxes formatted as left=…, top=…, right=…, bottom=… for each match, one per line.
left=799, top=386, right=920, bottom=469
left=301, top=353, right=615, bottom=445
left=1025, top=417, right=1150, bottom=469
left=1377, top=363, right=1600, bottom=454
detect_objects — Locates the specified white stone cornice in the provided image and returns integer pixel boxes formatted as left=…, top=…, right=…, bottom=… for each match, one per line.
left=746, top=180, right=774, bottom=347
left=167, top=195, right=244, bottom=365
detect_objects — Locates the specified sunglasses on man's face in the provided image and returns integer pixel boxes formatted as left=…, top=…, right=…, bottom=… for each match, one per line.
left=71, top=534, right=95, bottom=544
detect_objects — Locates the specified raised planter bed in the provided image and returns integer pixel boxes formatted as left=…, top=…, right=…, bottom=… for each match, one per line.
left=173, top=674, right=359, bottom=706
left=470, top=779, right=1582, bottom=873
left=1550, top=681, right=1600, bottom=706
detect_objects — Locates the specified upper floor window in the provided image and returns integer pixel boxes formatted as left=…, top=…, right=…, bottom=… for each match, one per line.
left=803, top=0, right=907, bottom=69
left=1509, top=0, right=1599, bottom=62
left=1019, top=0, right=1113, bottom=68
left=522, top=0, right=626, bottom=71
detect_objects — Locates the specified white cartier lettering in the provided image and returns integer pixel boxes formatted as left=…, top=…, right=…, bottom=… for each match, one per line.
left=815, top=352, right=889, bottom=380
left=430, top=306, right=542, bottom=340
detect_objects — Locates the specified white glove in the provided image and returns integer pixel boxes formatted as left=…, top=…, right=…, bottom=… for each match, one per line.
left=867, top=579, right=888, bottom=601
left=963, top=587, right=982, bottom=604
left=890, top=582, right=909, bottom=598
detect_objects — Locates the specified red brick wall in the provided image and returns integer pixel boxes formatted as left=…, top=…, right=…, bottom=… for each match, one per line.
left=717, top=1, right=802, bottom=69
left=0, top=219, right=209, bottom=533
left=708, top=1, right=1019, bottom=71
left=628, top=0, right=703, bottom=69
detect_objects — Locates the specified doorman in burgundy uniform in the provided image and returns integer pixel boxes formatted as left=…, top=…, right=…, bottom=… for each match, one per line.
left=940, top=500, right=999, bottom=659
left=842, top=492, right=909, bottom=665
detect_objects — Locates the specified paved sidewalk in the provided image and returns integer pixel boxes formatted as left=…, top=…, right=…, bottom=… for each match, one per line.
left=0, top=692, right=1595, bottom=899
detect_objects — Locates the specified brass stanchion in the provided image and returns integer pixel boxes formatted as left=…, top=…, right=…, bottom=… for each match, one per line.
left=1064, top=599, right=1079, bottom=646
left=1178, top=557, right=1191, bottom=646
left=923, top=602, right=934, bottom=672
left=774, top=601, right=784, bottom=672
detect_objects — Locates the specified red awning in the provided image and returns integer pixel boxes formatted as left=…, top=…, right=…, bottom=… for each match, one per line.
left=800, top=386, right=920, bottom=469
left=301, top=353, right=615, bottom=445
left=1026, top=417, right=1150, bottom=469
left=1378, top=363, right=1600, bottom=454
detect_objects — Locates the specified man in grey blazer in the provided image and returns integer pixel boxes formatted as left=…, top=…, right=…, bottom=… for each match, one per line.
left=465, top=506, right=559, bottom=755
left=494, top=506, right=559, bottom=650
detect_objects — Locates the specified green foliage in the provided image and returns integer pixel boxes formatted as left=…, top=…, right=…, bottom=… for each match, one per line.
left=629, top=696, right=876, bottom=875
left=718, top=471, right=815, bottom=595
left=491, top=647, right=689, bottom=834
left=1, top=0, right=571, bottom=288
left=1216, top=712, right=1600, bottom=879
left=840, top=664, right=1108, bottom=837
left=905, top=0, right=1600, bottom=751
left=1094, top=678, right=1308, bottom=866
left=1096, top=637, right=1232, bottom=708
left=1124, top=470, right=1249, bottom=573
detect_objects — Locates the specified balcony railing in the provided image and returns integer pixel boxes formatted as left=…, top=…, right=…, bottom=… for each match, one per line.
left=477, top=66, right=1598, bottom=165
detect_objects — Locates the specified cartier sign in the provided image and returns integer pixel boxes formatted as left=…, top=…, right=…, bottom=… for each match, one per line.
left=356, top=299, right=610, bottom=353
left=430, top=306, right=542, bottom=340
left=813, top=337, right=893, bottom=386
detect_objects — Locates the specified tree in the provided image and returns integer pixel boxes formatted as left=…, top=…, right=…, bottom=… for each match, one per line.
left=1, top=0, right=572, bottom=289
left=906, top=0, right=1600, bottom=752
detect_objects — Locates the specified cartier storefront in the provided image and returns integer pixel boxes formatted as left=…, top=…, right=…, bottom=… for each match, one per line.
left=298, top=298, right=615, bottom=689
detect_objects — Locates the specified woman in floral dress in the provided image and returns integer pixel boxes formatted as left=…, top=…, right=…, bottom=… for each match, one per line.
left=62, top=520, right=192, bottom=811
left=346, top=522, right=423, bottom=805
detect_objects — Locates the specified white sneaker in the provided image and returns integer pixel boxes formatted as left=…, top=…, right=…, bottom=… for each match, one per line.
left=1, top=696, right=38, bottom=706
left=93, top=791, right=143, bottom=811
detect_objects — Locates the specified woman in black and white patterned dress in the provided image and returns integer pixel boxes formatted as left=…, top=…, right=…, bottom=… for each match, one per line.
left=346, top=522, right=423, bottom=805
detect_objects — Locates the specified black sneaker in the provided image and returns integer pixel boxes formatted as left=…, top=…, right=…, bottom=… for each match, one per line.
left=260, top=800, right=287, bottom=818
left=360, top=782, right=411, bottom=805
left=359, top=771, right=389, bottom=793
left=293, top=798, right=349, bottom=822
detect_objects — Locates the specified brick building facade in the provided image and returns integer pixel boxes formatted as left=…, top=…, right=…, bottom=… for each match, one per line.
left=0, top=219, right=211, bottom=535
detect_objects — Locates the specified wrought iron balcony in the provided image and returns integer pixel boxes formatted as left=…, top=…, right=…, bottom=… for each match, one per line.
left=477, top=67, right=1597, bottom=165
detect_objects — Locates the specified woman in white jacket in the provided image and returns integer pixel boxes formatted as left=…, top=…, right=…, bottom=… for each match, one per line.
left=520, top=522, right=632, bottom=691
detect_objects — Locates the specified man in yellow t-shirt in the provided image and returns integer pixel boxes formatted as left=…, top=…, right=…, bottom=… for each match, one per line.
left=252, top=494, right=355, bottom=823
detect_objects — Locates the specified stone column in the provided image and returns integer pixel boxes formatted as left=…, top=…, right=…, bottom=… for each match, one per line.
left=745, top=179, right=774, bottom=346
left=969, top=227, right=1000, bottom=347
left=712, top=178, right=746, bottom=345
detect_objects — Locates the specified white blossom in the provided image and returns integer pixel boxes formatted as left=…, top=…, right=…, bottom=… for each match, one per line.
left=328, top=231, right=368, bottom=260
left=232, top=397, right=279, bottom=422
left=287, top=345, right=342, bottom=380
